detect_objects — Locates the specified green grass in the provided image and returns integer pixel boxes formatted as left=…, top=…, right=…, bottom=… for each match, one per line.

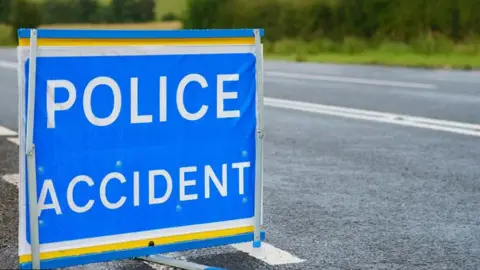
left=265, top=52, right=480, bottom=70
left=262, top=38, right=480, bottom=70
left=155, top=0, right=187, bottom=20
left=0, top=24, right=14, bottom=46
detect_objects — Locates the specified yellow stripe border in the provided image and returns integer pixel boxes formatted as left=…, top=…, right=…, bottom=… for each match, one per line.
left=19, top=225, right=254, bottom=264
left=18, top=37, right=255, bottom=46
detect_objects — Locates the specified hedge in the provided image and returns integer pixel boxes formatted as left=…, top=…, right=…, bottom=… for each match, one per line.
left=183, top=0, right=480, bottom=43
left=2, top=0, right=157, bottom=38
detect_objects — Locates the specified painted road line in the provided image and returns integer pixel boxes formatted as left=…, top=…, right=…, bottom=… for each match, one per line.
left=0, top=125, right=17, bottom=136
left=0, top=60, right=16, bottom=69
left=264, top=77, right=350, bottom=90
left=7, top=137, right=19, bottom=145
left=266, top=71, right=437, bottom=89
left=231, top=242, right=305, bottom=265
left=265, top=97, right=480, bottom=137
left=267, top=99, right=480, bottom=130
left=1, top=174, right=19, bottom=186
left=1, top=135, right=20, bottom=187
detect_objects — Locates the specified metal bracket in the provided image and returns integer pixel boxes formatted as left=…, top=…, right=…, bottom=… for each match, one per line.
left=137, top=255, right=226, bottom=270
left=253, top=28, right=264, bottom=248
left=256, top=129, right=264, bottom=140
left=25, top=28, right=41, bottom=269
left=26, top=144, right=35, bottom=156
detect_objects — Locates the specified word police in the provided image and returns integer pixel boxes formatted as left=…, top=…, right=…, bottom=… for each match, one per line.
left=46, top=73, right=242, bottom=128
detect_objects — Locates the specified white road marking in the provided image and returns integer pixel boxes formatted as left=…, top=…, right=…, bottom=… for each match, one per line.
left=0, top=125, right=17, bottom=136
left=265, top=68, right=342, bottom=76
left=265, top=97, right=480, bottom=137
left=143, top=262, right=176, bottom=270
left=266, top=71, right=437, bottom=89
left=264, top=77, right=350, bottom=90
left=7, top=137, right=19, bottom=145
left=1, top=173, right=19, bottom=186
left=231, top=242, right=305, bottom=265
left=0, top=60, right=16, bottom=69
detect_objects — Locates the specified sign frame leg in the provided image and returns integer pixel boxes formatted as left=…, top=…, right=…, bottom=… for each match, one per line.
left=25, top=29, right=41, bottom=269
left=253, top=28, right=265, bottom=251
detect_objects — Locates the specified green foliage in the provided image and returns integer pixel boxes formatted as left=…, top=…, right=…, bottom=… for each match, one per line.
left=183, top=0, right=235, bottom=30
left=0, top=0, right=12, bottom=24
left=182, top=0, right=480, bottom=44
left=376, top=41, right=413, bottom=54
left=155, top=0, right=186, bottom=21
left=20, top=0, right=156, bottom=25
left=41, top=0, right=104, bottom=24
left=161, top=12, right=178, bottom=22
left=341, top=37, right=368, bottom=54
left=1, top=0, right=157, bottom=38
left=0, top=24, right=14, bottom=46
left=411, top=34, right=455, bottom=55
left=111, top=0, right=156, bottom=23
left=10, top=0, right=42, bottom=40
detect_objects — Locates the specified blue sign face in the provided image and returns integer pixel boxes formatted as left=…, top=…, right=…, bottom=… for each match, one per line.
left=24, top=52, right=257, bottom=244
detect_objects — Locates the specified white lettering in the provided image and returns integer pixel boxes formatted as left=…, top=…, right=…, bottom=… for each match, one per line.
left=49, top=73, right=246, bottom=128
left=149, top=169, right=173, bottom=204
left=38, top=161, right=252, bottom=215
left=100, top=172, right=126, bottom=210
left=38, top=179, right=62, bottom=216
left=133, top=171, right=140, bottom=206
left=46, top=80, right=76, bottom=129
left=83, top=76, right=121, bottom=126
left=217, top=74, right=240, bottom=118
left=177, top=74, right=208, bottom=121
left=67, top=175, right=94, bottom=213
left=131, top=77, right=153, bottom=124
left=180, top=166, right=198, bottom=201
left=205, top=164, right=228, bottom=198
left=159, top=76, right=167, bottom=122
left=232, top=162, right=250, bottom=195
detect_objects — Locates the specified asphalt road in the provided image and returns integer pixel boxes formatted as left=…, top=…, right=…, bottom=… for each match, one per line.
left=1, top=47, right=480, bottom=270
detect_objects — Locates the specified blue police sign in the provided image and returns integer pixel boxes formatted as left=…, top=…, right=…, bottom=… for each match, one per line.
left=17, top=28, right=265, bottom=269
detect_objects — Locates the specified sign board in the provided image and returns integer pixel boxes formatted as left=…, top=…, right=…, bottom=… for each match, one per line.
left=16, top=28, right=265, bottom=269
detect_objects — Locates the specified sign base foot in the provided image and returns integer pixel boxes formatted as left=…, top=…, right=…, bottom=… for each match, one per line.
left=137, top=255, right=226, bottom=270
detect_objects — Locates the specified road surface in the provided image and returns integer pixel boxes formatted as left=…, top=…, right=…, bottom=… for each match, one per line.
left=1, top=48, right=480, bottom=270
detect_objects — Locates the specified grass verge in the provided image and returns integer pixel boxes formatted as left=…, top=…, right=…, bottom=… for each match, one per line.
left=0, top=24, right=14, bottom=46
left=155, top=0, right=187, bottom=20
left=265, top=38, right=480, bottom=70
left=265, top=52, right=480, bottom=70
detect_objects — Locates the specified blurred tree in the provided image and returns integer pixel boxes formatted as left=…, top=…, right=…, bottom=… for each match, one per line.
left=162, top=12, right=178, bottom=22
left=41, top=0, right=78, bottom=24
left=0, top=0, right=12, bottom=24
left=111, top=0, right=137, bottom=22
left=133, top=0, right=156, bottom=22
left=451, top=0, right=460, bottom=40
left=10, top=0, right=42, bottom=40
left=183, top=0, right=235, bottom=29
left=76, top=0, right=101, bottom=23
